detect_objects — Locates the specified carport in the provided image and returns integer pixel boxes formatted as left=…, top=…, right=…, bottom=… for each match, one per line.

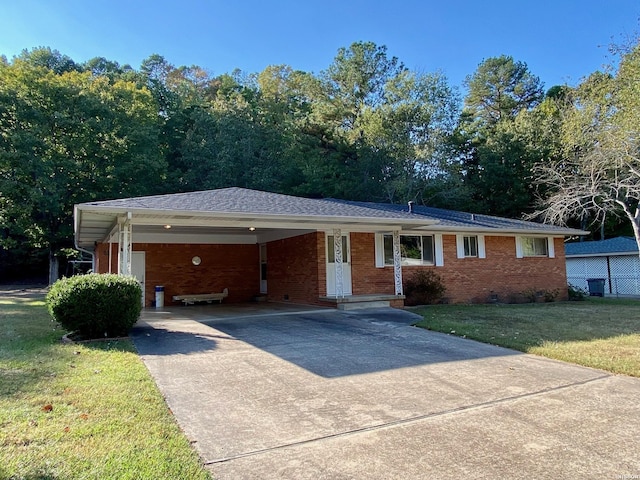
left=74, top=188, right=438, bottom=308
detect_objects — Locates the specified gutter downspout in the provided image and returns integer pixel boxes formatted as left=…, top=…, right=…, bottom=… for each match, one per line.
left=74, top=206, right=96, bottom=273
left=75, top=242, right=95, bottom=273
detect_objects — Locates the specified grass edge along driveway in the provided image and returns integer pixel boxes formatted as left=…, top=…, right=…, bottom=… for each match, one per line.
left=0, top=295, right=211, bottom=480
left=412, top=298, right=640, bottom=378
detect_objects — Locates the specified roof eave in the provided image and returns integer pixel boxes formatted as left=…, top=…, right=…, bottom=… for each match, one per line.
left=75, top=204, right=441, bottom=228
left=566, top=251, right=639, bottom=258
left=414, top=225, right=588, bottom=236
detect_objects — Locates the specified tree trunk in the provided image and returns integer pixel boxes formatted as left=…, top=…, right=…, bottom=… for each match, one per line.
left=618, top=202, right=640, bottom=260
left=628, top=211, right=640, bottom=260
left=48, top=251, right=59, bottom=285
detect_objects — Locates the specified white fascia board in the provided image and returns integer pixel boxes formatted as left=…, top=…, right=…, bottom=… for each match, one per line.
left=73, top=205, right=81, bottom=244
left=413, top=226, right=586, bottom=237
left=77, top=205, right=438, bottom=229
left=565, top=252, right=638, bottom=258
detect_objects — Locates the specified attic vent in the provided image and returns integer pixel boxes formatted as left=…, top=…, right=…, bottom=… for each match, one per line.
left=408, top=201, right=414, bottom=213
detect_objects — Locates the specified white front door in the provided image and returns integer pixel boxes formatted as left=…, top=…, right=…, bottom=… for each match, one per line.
left=131, top=251, right=146, bottom=306
left=326, top=234, right=352, bottom=296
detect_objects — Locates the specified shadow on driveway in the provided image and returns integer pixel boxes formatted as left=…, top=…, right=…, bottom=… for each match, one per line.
left=199, top=308, right=520, bottom=378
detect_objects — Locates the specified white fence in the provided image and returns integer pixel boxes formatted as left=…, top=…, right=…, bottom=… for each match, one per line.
left=567, top=255, right=640, bottom=296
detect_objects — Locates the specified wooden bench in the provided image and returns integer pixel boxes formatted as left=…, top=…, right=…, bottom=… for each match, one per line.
left=173, top=288, right=228, bottom=305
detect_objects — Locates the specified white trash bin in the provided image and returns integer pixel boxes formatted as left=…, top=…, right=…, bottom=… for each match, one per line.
left=155, top=286, right=164, bottom=309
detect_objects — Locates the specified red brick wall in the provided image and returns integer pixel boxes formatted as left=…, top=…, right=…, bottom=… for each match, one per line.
left=94, top=243, right=118, bottom=274
left=349, top=233, right=568, bottom=303
left=266, top=232, right=325, bottom=304
left=351, top=233, right=395, bottom=295
left=95, top=232, right=569, bottom=307
left=95, top=242, right=259, bottom=306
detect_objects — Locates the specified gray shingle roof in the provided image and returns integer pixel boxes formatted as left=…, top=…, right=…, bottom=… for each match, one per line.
left=78, top=187, right=584, bottom=235
left=565, top=237, right=639, bottom=256
left=81, top=187, right=427, bottom=221
left=340, top=200, right=581, bottom=234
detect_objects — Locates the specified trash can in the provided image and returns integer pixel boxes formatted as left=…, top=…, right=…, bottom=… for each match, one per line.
left=155, top=286, right=165, bottom=308
left=586, top=278, right=605, bottom=297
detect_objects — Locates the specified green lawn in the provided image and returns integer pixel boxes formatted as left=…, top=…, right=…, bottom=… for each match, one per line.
left=0, top=294, right=211, bottom=480
left=411, top=298, right=640, bottom=377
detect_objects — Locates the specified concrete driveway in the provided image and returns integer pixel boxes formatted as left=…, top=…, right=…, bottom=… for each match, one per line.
left=131, top=305, right=640, bottom=479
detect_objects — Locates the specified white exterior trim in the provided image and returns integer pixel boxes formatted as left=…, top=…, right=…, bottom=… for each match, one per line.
left=374, top=233, right=385, bottom=268
left=456, top=234, right=465, bottom=259
left=456, top=234, right=486, bottom=259
left=435, top=234, right=444, bottom=266
left=478, top=235, right=486, bottom=258
left=515, top=236, right=524, bottom=258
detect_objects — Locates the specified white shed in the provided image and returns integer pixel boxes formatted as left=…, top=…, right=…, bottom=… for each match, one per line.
left=565, top=237, right=640, bottom=295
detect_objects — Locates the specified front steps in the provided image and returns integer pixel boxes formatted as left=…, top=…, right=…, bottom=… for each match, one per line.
left=319, top=294, right=405, bottom=310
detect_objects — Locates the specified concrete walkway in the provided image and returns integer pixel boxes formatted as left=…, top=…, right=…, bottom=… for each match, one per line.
left=132, top=305, right=640, bottom=479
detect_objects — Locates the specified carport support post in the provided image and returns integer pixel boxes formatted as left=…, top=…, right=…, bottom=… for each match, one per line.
left=393, top=230, right=403, bottom=295
left=333, top=228, right=344, bottom=298
left=118, top=213, right=133, bottom=276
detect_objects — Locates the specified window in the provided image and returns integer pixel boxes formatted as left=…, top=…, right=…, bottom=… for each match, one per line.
left=383, top=235, right=434, bottom=266
left=463, top=236, right=478, bottom=257
left=521, top=237, right=548, bottom=257
left=456, top=234, right=486, bottom=259
left=327, top=235, right=349, bottom=263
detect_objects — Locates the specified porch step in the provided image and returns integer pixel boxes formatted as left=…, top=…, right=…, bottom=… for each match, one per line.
left=337, top=300, right=390, bottom=310
left=320, top=294, right=404, bottom=310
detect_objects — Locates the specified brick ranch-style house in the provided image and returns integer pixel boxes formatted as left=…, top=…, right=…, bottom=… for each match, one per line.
left=74, top=187, right=585, bottom=308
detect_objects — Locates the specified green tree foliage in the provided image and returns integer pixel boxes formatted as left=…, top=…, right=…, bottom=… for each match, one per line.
left=302, top=41, right=460, bottom=202
left=534, top=40, right=640, bottom=252
left=464, top=55, right=544, bottom=125
left=431, top=55, right=546, bottom=217
left=0, top=51, right=163, bottom=281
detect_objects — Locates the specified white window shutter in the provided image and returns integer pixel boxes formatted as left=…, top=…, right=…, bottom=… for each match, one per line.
left=478, top=235, right=486, bottom=259
left=456, top=234, right=465, bottom=259
left=515, top=236, right=524, bottom=258
left=374, top=233, right=385, bottom=268
left=435, top=234, right=444, bottom=266
left=548, top=237, right=555, bottom=258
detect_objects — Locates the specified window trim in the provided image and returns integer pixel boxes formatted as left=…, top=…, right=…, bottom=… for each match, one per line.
left=375, top=233, right=444, bottom=267
left=516, top=236, right=555, bottom=258
left=456, top=234, right=486, bottom=259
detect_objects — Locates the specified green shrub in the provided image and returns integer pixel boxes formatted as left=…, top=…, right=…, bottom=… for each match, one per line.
left=46, top=273, right=142, bottom=338
left=403, top=270, right=446, bottom=306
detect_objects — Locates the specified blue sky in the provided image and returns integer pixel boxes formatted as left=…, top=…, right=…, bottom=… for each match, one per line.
left=1, top=0, right=638, bottom=91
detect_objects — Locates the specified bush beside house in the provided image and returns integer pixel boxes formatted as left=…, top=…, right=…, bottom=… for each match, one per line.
left=46, top=273, right=142, bottom=338
left=403, top=270, right=447, bottom=306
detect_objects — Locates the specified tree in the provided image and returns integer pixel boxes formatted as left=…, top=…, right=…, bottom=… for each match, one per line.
left=17, top=47, right=79, bottom=74
left=534, top=42, right=640, bottom=253
left=0, top=57, right=163, bottom=282
left=434, top=56, right=546, bottom=216
left=464, top=55, right=544, bottom=126
left=299, top=42, right=459, bottom=202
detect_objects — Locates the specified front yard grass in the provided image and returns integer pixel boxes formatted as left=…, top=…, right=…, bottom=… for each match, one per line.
left=0, top=294, right=211, bottom=480
left=412, top=297, right=640, bottom=377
